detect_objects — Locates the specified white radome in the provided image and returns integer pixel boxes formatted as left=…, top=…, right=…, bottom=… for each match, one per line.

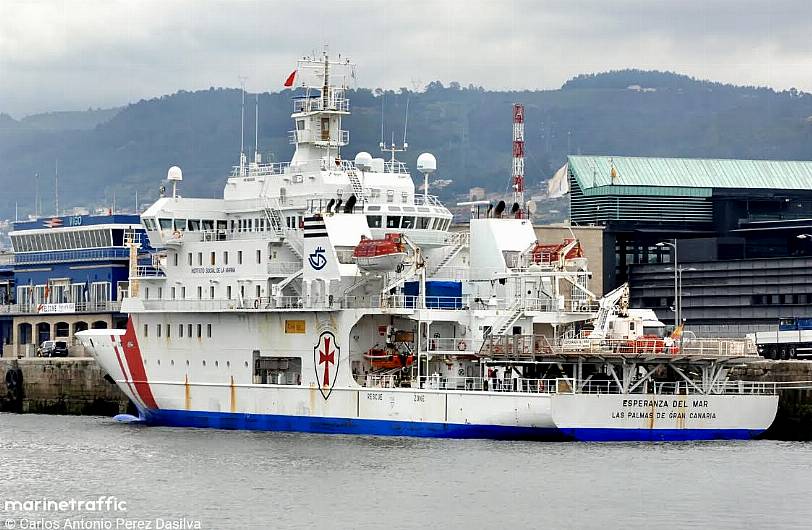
left=354, top=152, right=373, bottom=171
left=416, top=153, right=437, bottom=174
left=167, top=166, right=183, bottom=181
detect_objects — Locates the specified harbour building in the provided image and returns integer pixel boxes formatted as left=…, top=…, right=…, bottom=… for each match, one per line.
left=0, top=214, right=149, bottom=357
left=567, top=155, right=812, bottom=335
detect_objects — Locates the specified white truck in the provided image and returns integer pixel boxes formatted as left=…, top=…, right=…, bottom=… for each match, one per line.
left=748, top=317, right=812, bottom=360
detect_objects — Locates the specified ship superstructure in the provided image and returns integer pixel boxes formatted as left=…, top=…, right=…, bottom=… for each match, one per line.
left=78, top=51, right=777, bottom=441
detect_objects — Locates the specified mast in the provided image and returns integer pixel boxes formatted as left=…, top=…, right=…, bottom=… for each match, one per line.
left=512, top=103, right=525, bottom=217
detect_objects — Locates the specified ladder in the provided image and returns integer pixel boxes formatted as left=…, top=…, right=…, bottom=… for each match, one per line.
left=346, top=170, right=367, bottom=203
left=429, top=232, right=469, bottom=276
left=492, top=299, right=524, bottom=336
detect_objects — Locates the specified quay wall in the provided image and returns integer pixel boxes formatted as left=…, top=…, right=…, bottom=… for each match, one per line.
left=732, top=360, right=812, bottom=440
left=0, top=357, right=132, bottom=415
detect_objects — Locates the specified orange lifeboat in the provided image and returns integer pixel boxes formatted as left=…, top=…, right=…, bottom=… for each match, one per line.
left=353, top=233, right=407, bottom=272
left=529, top=238, right=583, bottom=265
left=364, top=348, right=414, bottom=369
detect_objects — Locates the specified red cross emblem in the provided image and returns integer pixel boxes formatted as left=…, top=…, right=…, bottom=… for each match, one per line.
left=314, top=331, right=340, bottom=399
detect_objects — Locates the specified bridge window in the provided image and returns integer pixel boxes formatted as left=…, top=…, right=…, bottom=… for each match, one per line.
left=174, top=219, right=186, bottom=231
left=417, top=217, right=430, bottom=229
left=188, top=220, right=201, bottom=231
left=386, top=216, right=401, bottom=229
left=202, top=220, right=214, bottom=231
left=401, top=216, right=415, bottom=229
left=367, top=215, right=382, bottom=228
left=159, top=219, right=172, bottom=230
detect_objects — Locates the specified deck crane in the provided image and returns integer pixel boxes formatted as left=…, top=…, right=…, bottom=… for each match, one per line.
left=586, top=282, right=629, bottom=340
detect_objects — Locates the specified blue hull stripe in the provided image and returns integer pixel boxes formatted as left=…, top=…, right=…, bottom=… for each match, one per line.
left=141, top=409, right=765, bottom=442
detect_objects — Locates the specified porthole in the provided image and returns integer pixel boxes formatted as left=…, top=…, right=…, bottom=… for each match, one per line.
left=215, top=361, right=219, bottom=367
left=202, top=360, right=206, bottom=367
left=157, top=360, right=161, bottom=366
left=226, top=361, right=230, bottom=368
left=244, top=361, right=249, bottom=367
left=186, top=360, right=190, bottom=367
left=143, top=359, right=147, bottom=365
left=171, top=360, right=175, bottom=366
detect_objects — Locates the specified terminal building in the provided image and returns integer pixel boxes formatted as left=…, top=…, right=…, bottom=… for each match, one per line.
left=567, top=155, right=812, bottom=336
left=0, top=213, right=149, bottom=357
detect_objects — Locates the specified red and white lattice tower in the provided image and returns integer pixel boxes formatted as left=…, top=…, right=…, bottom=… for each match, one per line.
left=512, top=103, right=525, bottom=217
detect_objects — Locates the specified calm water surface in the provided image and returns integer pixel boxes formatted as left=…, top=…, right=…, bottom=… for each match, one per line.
left=1, top=414, right=810, bottom=529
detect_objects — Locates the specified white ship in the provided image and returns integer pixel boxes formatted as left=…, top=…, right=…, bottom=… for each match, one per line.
left=78, top=51, right=778, bottom=441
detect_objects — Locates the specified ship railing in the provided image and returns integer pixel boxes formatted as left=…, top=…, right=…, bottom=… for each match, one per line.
left=416, top=376, right=570, bottom=393
left=422, top=337, right=483, bottom=352
left=0, top=301, right=122, bottom=315
left=480, top=334, right=760, bottom=358
left=13, top=248, right=130, bottom=264
left=293, top=96, right=349, bottom=114
left=134, top=265, right=166, bottom=278
left=414, top=195, right=444, bottom=207
left=384, top=161, right=409, bottom=174
left=230, top=162, right=290, bottom=178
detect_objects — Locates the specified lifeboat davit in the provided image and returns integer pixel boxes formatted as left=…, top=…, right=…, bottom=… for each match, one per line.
left=353, top=233, right=407, bottom=272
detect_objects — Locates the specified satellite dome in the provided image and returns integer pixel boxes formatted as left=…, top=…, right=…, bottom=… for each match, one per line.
left=167, top=166, right=183, bottom=181
left=416, top=153, right=436, bottom=174
left=354, top=152, right=373, bottom=171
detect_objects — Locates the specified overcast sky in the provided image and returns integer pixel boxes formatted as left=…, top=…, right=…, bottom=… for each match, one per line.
left=1, top=0, right=811, bottom=117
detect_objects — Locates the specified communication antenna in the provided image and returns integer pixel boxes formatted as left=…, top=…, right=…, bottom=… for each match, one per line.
left=512, top=103, right=525, bottom=218
left=239, top=76, right=247, bottom=176
left=379, top=95, right=385, bottom=150
left=167, top=166, right=183, bottom=198
left=254, top=93, right=261, bottom=164
left=34, top=172, right=40, bottom=218
left=402, top=95, right=410, bottom=148
left=54, top=159, right=59, bottom=216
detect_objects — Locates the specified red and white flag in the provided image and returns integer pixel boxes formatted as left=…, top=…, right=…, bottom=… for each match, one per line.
left=283, top=69, right=297, bottom=87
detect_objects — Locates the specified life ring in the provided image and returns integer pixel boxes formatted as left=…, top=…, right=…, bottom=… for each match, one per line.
left=457, top=340, right=467, bottom=351
left=253, top=299, right=259, bottom=309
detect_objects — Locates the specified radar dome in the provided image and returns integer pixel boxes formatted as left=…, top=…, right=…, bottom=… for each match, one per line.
left=354, top=152, right=373, bottom=171
left=416, top=153, right=437, bottom=174
left=167, top=166, right=183, bottom=181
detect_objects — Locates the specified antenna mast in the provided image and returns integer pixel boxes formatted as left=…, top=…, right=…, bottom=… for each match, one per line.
left=512, top=103, right=525, bottom=217
left=254, top=94, right=261, bottom=163
left=34, top=173, right=40, bottom=218
left=55, top=159, right=59, bottom=216
left=239, top=77, right=247, bottom=175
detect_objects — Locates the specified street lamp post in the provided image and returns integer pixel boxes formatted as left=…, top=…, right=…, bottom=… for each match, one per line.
left=656, top=239, right=678, bottom=328
left=666, top=266, right=697, bottom=324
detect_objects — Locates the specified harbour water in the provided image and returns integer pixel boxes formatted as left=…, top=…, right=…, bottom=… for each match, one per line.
left=1, top=414, right=810, bottom=529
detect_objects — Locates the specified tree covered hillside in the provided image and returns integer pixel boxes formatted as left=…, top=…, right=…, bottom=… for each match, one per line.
left=1, top=70, right=811, bottom=218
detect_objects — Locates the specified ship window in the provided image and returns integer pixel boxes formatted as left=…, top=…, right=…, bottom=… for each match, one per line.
left=187, top=253, right=192, bottom=266
left=179, top=324, right=184, bottom=337
left=209, top=286, right=214, bottom=299
left=227, top=286, right=232, bottom=299
left=188, top=219, right=201, bottom=231
left=166, top=324, right=171, bottom=338
left=417, top=217, right=430, bottom=229
left=401, top=216, right=415, bottom=229
left=143, top=219, right=154, bottom=230
left=157, top=324, right=162, bottom=337
left=210, top=252, right=216, bottom=266
left=368, top=205, right=381, bottom=211
left=144, top=287, right=149, bottom=299
left=207, top=324, right=212, bottom=338
left=296, top=119, right=305, bottom=130
left=197, top=253, right=203, bottom=266
left=202, top=220, right=214, bottom=231
left=402, top=207, right=415, bottom=212
left=256, top=285, right=261, bottom=298
left=197, top=324, right=202, bottom=338
left=386, top=190, right=394, bottom=203
left=158, top=287, right=162, bottom=298
left=173, top=253, right=178, bottom=267
left=197, top=286, right=202, bottom=299
left=401, top=192, right=408, bottom=203
left=367, top=215, right=382, bottom=228
left=256, top=249, right=262, bottom=263
left=171, top=287, right=176, bottom=299
left=238, top=251, right=243, bottom=264
left=159, top=218, right=172, bottom=230
left=181, top=286, right=186, bottom=299
left=217, top=220, right=227, bottom=231
left=386, top=216, right=401, bottom=229
left=174, top=219, right=186, bottom=231
left=143, top=324, right=148, bottom=338
left=370, top=189, right=381, bottom=199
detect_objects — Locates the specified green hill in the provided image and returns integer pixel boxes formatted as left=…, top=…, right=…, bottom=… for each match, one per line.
left=1, top=70, right=811, bottom=218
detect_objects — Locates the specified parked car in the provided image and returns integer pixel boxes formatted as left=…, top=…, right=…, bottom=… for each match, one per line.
left=38, top=340, right=69, bottom=357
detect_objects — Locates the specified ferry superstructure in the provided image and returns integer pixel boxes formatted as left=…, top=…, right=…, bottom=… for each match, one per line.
left=78, top=51, right=778, bottom=441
